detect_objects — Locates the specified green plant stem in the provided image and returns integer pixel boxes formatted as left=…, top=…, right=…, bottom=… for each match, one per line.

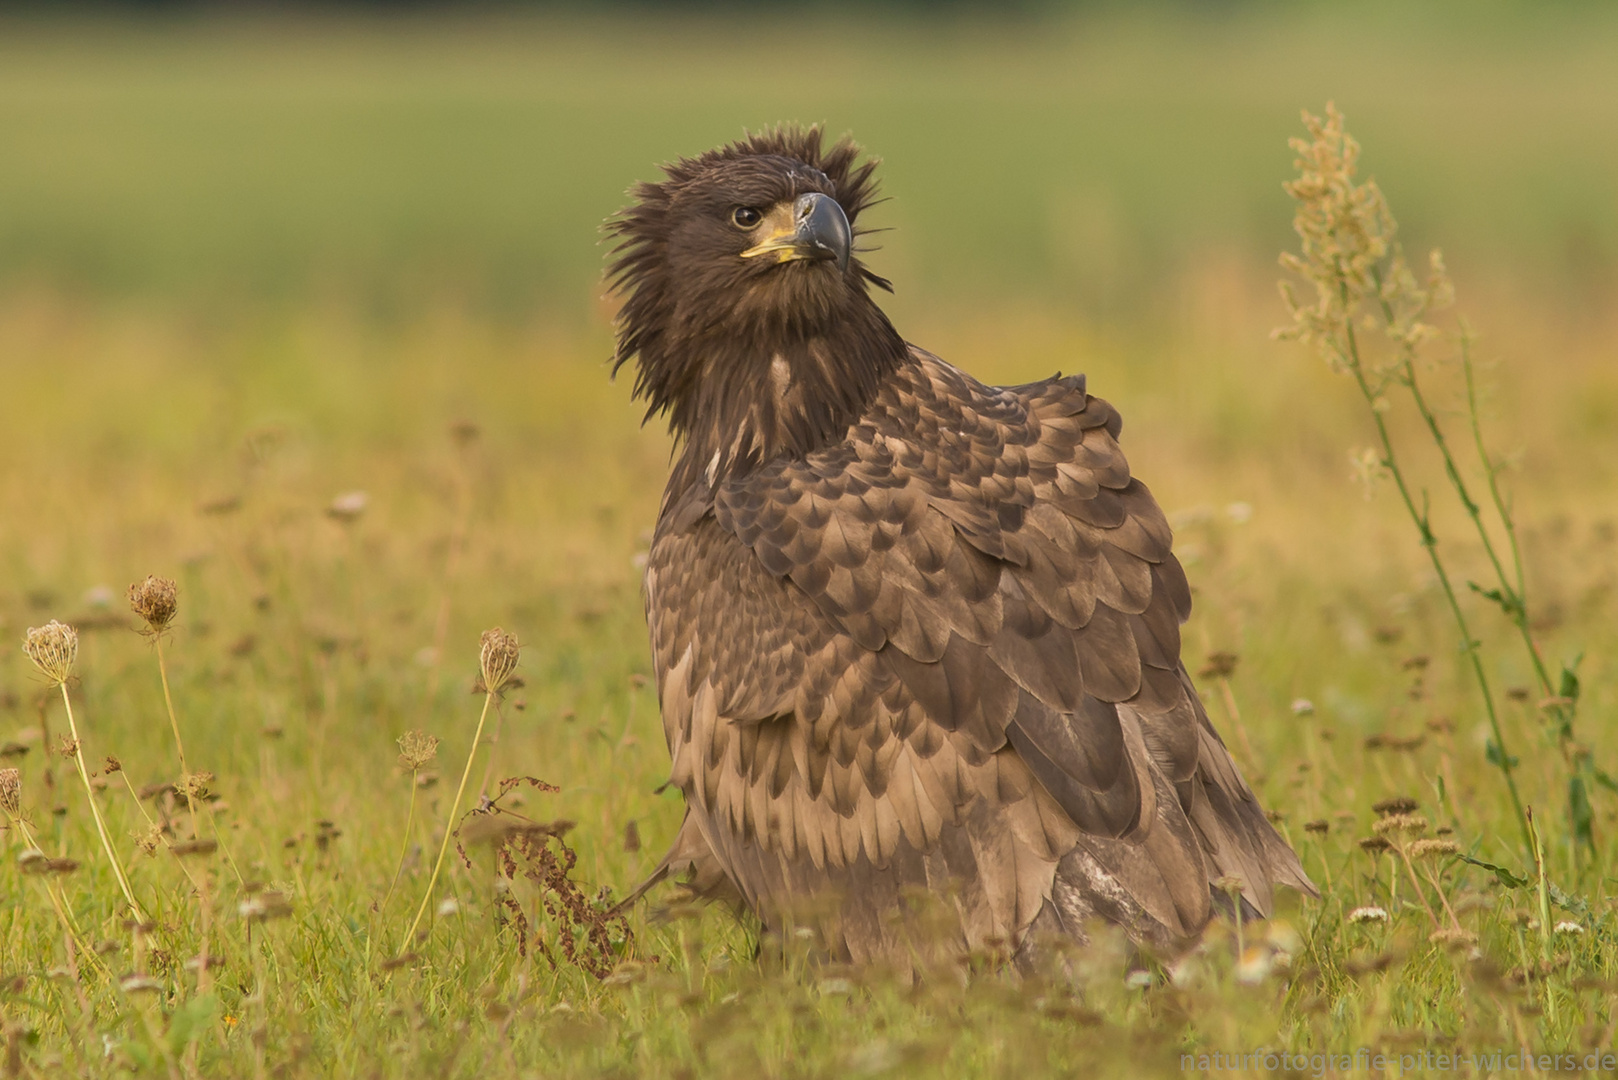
left=58, top=683, right=146, bottom=922
left=401, top=691, right=494, bottom=953
left=1341, top=316, right=1531, bottom=855
left=1458, top=336, right=1560, bottom=704
left=1527, top=808, right=1557, bottom=1025
left=381, top=775, right=421, bottom=915
left=1372, top=274, right=1561, bottom=710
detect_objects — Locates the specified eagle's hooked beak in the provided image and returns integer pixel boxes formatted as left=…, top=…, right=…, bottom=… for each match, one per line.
left=740, top=192, right=851, bottom=273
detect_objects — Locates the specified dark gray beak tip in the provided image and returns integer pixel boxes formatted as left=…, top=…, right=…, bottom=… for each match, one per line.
left=794, top=192, right=852, bottom=273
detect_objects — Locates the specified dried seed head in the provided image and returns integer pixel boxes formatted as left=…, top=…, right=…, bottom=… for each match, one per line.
left=1372, top=813, right=1428, bottom=836
left=1358, top=836, right=1392, bottom=854
left=119, top=974, right=163, bottom=995
left=1346, top=905, right=1389, bottom=924
left=1214, top=875, right=1246, bottom=894
left=133, top=824, right=163, bottom=858
left=478, top=628, right=521, bottom=695
left=0, top=768, right=19, bottom=818
left=22, top=621, right=78, bottom=686
left=1372, top=796, right=1420, bottom=816
left=1408, top=838, right=1459, bottom=859
left=1302, top=819, right=1329, bottom=835
left=239, top=891, right=293, bottom=922
left=103, top=756, right=122, bottom=775
left=127, top=576, right=178, bottom=635
left=178, top=772, right=214, bottom=801
left=397, top=730, right=440, bottom=772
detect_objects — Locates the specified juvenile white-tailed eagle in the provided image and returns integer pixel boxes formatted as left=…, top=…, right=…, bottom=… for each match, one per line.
left=608, top=127, right=1313, bottom=962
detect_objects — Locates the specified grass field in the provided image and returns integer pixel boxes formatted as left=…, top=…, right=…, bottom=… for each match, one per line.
left=1, top=8, right=1617, bottom=1077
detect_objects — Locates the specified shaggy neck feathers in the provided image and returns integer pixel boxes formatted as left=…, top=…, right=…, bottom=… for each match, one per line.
left=606, top=126, right=905, bottom=500
left=660, top=305, right=907, bottom=495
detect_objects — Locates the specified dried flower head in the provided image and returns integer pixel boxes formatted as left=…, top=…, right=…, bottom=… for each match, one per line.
left=103, top=756, right=122, bottom=775
left=119, top=974, right=163, bottom=995
left=1302, top=819, right=1329, bottom=836
left=171, top=839, right=217, bottom=859
left=1372, top=813, right=1429, bottom=836
left=1554, top=920, right=1585, bottom=936
left=1358, top=836, right=1392, bottom=854
left=478, top=628, right=521, bottom=695
left=178, top=772, right=214, bottom=801
left=1372, top=796, right=1420, bottom=816
left=1408, top=838, right=1459, bottom=859
left=1274, top=104, right=1453, bottom=389
left=134, top=824, right=164, bottom=858
left=397, top=730, right=440, bottom=772
left=22, top=621, right=78, bottom=686
left=127, top=576, right=178, bottom=635
left=0, top=768, right=19, bottom=818
left=1346, top=906, right=1389, bottom=925
left=239, top=891, right=293, bottom=923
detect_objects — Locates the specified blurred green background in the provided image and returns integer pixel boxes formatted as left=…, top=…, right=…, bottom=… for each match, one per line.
left=2, top=4, right=1616, bottom=324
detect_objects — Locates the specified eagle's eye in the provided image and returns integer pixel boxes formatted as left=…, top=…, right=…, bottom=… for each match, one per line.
left=731, top=206, right=763, bottom=229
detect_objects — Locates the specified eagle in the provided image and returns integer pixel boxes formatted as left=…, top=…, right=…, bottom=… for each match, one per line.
left=606, top=126, right=1314, bottom=963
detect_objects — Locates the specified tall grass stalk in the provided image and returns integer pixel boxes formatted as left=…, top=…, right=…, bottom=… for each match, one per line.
left=400, top=628, right=519, bottom=953
left=1275, top=104, right=1556, bottom=855
left=23, top=622, right=147, bottom=923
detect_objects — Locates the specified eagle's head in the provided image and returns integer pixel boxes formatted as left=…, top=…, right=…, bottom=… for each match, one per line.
left=607, top=127, right=905, bottom=481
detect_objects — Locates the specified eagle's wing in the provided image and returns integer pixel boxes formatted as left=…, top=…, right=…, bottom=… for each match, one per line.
left=646, top=350, right=1312, bottom=959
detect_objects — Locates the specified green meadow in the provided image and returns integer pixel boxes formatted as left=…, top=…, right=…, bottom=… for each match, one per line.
left=0, top=7, right=1616, bottom=1076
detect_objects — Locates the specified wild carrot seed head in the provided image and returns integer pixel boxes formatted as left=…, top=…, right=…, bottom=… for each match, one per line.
left=479, top=628, right=521, bottom=695
left=22, top=621, right=78, bottom=686
left=397, top=730, right=440, bottom=772
left=128, top=575, right=178, bottom=635
left=0, top=767, right=20, bottom=818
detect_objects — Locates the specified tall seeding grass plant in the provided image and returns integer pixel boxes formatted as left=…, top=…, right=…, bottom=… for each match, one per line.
left=1276, top=104, right=1592, bottom=862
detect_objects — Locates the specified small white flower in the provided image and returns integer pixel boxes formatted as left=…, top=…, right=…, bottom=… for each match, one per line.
left=327, top=490, right=368, bottom=521
left=1235, top=946, right=1274, bottom=985
left=1347, top=905, right=1389, bottom=924
left=1554, top=920, right=1585, bottom=936
left=436, top=897, right=459, bottom=917
left=1291, top=698, right=1316, bottom=716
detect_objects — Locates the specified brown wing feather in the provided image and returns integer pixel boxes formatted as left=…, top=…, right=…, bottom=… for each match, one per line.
left=643, top=348, right=1312, bottom=960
